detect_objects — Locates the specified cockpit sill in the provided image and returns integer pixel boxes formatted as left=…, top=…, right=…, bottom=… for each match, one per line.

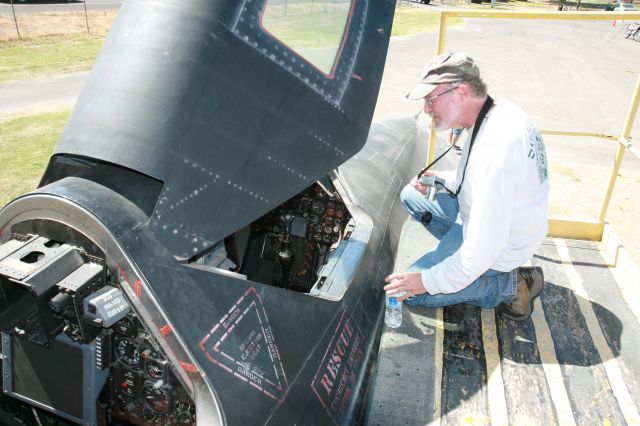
left=183, top=169, right=373, bottom=302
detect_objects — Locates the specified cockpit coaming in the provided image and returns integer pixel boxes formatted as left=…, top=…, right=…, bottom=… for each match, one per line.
left=0, top=0, right=401, bottom=424
left=191, top=177, right=358, bottom=296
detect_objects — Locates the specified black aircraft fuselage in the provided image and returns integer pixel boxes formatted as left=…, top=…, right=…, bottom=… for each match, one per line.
left=0, top=1, right=427, bottom=424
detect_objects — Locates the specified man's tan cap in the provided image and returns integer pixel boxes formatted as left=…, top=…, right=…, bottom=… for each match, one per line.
left=406, top=52, right=480, bottom=100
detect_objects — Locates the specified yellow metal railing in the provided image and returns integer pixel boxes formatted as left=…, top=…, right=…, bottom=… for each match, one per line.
left=429, top=9, right=640, bottom=241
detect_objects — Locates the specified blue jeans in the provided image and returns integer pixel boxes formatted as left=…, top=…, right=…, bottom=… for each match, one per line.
left=400, top=185, right=517, bottom=309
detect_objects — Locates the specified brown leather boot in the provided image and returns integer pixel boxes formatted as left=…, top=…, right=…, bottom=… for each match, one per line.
left=498, top=266, right=544, bottom=321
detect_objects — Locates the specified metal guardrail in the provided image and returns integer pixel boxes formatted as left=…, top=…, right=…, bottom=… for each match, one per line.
left=1, top=0, right=120, bottom=41
left=5, top=0, right=90, bottom=40
left=429, top=9, right=640, bottom=241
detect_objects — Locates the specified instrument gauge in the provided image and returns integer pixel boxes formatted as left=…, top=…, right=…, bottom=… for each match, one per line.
left=115, top=337, right=141, bottom=369
left=311, top=201, right=324, bottom=215
left=146, top=361, right=165, bottom=380
left=143, top=383, right=171, bottom=414
left=325, top=202, right=336, bottom=216
left=117, top=393, right=137, bottom=414
left=175, top=401, right=196, bottom=423
left=115, top=316, right=136, bottom=337
left=297, top=197, right=311, bottom=214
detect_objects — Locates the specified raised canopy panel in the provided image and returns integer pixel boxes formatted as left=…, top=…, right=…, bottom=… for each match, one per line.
left=50, top=0, right=395, bottom=258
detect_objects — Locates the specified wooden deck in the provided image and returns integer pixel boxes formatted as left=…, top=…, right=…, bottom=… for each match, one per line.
left=366, top=220, right=640, bottom=425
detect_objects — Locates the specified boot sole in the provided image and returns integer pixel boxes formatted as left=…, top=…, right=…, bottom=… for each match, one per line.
left=500, top=268, right=544, bottom=322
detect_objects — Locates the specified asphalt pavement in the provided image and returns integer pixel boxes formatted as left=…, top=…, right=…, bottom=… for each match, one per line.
left=1, top=11, right=639, bottom=261
left=0, top=72, right=88, bottom=114
left=367, top=12, right=640, bottom=426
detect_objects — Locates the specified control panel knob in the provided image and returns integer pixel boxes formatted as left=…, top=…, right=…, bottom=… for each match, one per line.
left=123, top=401, right=137, bottom=414
left=144, top=409, right=156, bottom=421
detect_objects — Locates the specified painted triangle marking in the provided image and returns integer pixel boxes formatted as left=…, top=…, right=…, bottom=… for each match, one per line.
left=199, top=287, right=288, bottom=401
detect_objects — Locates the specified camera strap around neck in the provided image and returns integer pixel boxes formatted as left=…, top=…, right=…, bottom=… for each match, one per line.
left=454, top=95, right=493, bottom=196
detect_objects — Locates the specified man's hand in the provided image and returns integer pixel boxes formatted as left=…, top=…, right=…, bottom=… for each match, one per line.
left=384, top=272, right=427, bottom=302
left=410, top=170, right=438, bottom=195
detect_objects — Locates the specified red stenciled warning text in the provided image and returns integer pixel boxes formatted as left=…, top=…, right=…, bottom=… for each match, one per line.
left=312, top=315, right=364, bottom=423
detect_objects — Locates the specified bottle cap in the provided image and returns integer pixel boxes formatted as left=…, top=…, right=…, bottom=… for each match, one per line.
left=386, top=290, right=406, bottom=298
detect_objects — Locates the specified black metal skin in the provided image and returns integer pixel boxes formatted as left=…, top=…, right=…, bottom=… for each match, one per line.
left=0, top=117, right=426, bottom=425
left=44, top=0, right=397, bottom=259
left=0, top=0, right=435, bottom=423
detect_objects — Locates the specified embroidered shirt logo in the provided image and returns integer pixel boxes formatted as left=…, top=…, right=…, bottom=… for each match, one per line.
left=526, top=120, right=548, bottom=183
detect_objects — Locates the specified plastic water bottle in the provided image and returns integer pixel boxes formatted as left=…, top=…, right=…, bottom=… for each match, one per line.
left=385, top=291, right=404, bottom=328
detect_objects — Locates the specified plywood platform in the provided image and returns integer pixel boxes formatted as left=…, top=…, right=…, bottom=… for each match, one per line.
left=366, top=220, right=640, bottom=425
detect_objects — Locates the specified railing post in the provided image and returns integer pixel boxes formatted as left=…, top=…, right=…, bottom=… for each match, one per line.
left=597, top=72, right=640, bottom=225
left=9, top=0, right=21, bottom=41
left=436, top=12, right=448, bottom=56
left=427, top=13, right=449, bottom=164
left=83, top=0, right=90, bottom=34
left=621, top=71, right=640, bottom=141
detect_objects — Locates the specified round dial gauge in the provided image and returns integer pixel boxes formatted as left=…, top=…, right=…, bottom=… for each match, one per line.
left=115, top=338, right=141, bottom=369
left=175, top=401, right=196, bottom=423
left=146, top=361, right=165, bottom=380
left=143, top=384, right=171, bottom=414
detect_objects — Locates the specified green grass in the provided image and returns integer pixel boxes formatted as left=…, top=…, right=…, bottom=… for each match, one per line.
left=0, top=8, right=456, bottom=207
left=263, top=3, right=352, bottom=48
left=263, top=6, right=455, bottom=46
left=0, top=9, right=454, bottom=82
left=0, top=110, right=71, bottom=207
left=263, top=4, right=352, bottom=72
left=392, top=8, right=463, bottom=36
left=0, top=34, right=105, bottom=83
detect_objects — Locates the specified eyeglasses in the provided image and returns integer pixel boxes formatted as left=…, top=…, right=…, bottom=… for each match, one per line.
left=424, top=85, right=459, bottom=106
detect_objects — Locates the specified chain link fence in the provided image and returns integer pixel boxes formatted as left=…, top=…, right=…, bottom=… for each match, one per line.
left=0, top=1, right=117, bottom=41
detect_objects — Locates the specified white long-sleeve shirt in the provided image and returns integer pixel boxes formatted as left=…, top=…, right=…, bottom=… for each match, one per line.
left=423, top=99, right=549, bottom=294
